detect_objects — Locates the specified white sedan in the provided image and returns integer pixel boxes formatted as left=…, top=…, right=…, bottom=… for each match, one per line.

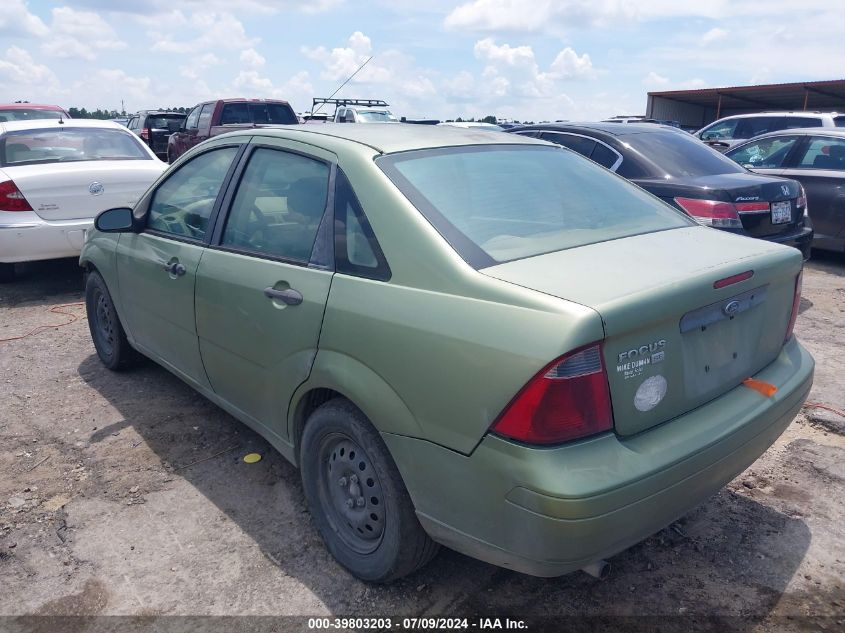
left=0, top=119, right=166, bottom=281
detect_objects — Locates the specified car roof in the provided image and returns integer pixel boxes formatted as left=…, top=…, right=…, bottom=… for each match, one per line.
left=0, top=103, right=65, bottom=110
left=732, top=127, right=845, bottom=142
left=136, top=110, right=185, bottom=115
left=517, top=121, right=681, bottom=137
left=244, top=122, right=542, bottom=154
left=0, top=119, right=127, bottom=134
left=710, top=111, right=841, bottom=121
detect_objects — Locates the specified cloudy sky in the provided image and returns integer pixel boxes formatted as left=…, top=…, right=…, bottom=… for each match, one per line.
left=1, top=1, right=842, bottom=121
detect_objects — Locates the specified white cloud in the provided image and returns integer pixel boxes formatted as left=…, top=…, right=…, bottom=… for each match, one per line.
left=240, top=48, right=265, bottom=68
left=231, top=69, right=314, bottom=106
left=302, top=31, right=390, bottom=83
left=152, top=13, right=258, bottom=54
left=699, top=27, right=727, bottom=46
left=0, top=46, right=60, bottom=93
left=0, top=0, right=48, bottom=38
left=642, top=71, right=707, bottom=91
left=642, top=71, right=669, bottom=88
left=41, top=7, right=126, bottom=61
left=179, top=53, right=220, bottom=80
left=549, top=47, right=595, bottom=79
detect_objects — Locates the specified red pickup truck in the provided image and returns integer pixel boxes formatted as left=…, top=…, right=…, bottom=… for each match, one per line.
left=166, top=98, right=298, bottom=162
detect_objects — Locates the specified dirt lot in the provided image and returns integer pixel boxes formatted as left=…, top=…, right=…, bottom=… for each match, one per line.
left=1, top=254, right=843, bottom=632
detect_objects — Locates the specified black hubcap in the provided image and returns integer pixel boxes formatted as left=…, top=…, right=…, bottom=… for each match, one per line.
left=319, top=435, right=385, bottom=554
left=93, top=289, right=115, bottom=355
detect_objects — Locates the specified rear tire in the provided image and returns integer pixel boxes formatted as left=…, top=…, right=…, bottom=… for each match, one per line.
left=85, top=271, right=136, bottom=370
left=300, top=399, right=439, bottom=582
left=0, top=262, right=15, bottom=283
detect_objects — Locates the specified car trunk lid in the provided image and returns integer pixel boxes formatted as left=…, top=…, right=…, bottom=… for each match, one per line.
left=633, top=173, right=805, bottom=238
left=1, top=161, right=164, bottom=221
left=482, top=226, right=802, bottom=436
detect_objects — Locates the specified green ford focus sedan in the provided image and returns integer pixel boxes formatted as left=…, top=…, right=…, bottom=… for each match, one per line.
left=80, top=124, right=814, bottom=582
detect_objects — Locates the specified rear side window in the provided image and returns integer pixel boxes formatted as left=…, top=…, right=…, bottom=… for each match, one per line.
left=783, top=117, right=823, bottom=130
left=334, top=169, right=390, bottom=280
left=221, top=148, right=330, bottom=262
left=726, top=136, right=800, bottom=168
left=589, top=143, right=620, bottom=170
left=378, top=145, right=692, bottom=267
left=147, top=146, right=238, bottom=240
left=796, top=137, right=845, bottom=170
left=539, top=132, right=595, bottom=158
left=220, top=103, right=298, bottom=125
left=1, top=127, right=149, bottom=166
left=834, top=116, right=845, bottom=128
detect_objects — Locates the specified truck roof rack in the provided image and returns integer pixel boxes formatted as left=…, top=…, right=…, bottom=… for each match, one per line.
left=312, top=98, right=389, bottom=109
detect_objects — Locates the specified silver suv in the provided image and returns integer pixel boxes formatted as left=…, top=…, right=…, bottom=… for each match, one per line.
left=697, top=111, right=845, bottom=152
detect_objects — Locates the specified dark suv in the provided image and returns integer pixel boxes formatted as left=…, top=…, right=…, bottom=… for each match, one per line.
left=126, top=110, right=187, bottom=161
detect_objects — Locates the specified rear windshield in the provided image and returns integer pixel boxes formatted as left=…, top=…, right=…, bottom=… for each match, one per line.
left=147, top=114, right=185, bottom=128
left=621, top=130, right=746, bottom=179
left=1, top=127, right=150, bottom=166
left=0, top=108, right=64, bottom=122
left=219, top=102, right=298, bottom=125
left=378, top=145, right=693, bottom=267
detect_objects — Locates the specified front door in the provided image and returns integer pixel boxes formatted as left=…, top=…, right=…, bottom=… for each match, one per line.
left=116, top=144, right=241, bottom=388
left=195, top=142, right=335, bottom=437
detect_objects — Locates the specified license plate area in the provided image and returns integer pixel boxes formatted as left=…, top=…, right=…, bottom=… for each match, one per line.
left=771, top=200, right=791, bottom=224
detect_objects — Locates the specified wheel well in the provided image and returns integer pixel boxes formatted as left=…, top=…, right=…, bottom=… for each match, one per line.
left=292, top=388, right=346, bottom=458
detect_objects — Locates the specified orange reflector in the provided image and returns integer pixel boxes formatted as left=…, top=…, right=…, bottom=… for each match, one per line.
left=714, top=270, right=754, bottom=289
left=743, top=378, right=777, bottom=398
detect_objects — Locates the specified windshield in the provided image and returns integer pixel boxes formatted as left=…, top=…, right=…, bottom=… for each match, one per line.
left=621, top=130, right=746, bottom=178
left=358, top=111, right=397, bottom=122
left=1, top=128, right=150, bottom=166
left=378, top=145, right=693, bottom=267
left=0, top=108, right=65, bottom=122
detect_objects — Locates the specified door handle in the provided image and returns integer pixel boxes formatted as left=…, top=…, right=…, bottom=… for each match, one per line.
left=163, top=261, right=186, bottom=276
left=263, top=286, right=303, bottom=305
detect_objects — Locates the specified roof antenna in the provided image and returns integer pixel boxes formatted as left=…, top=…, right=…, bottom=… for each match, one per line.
left=312, top=56, right=374, bottom=116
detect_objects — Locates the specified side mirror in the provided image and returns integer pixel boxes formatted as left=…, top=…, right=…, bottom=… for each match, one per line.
left=344, top=112, right=355, bottom=123
left=95, top=207, right=135, bottom=233
left=168, top=120, right=182, bottom=133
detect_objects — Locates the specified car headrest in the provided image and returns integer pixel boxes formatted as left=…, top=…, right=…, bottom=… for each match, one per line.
left=286, top=177, right=328, bottom=220
left=828, top=144, right=845, bottom=159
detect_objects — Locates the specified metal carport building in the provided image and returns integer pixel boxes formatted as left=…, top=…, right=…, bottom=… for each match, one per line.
left=646, top=79, right=845, bottom=129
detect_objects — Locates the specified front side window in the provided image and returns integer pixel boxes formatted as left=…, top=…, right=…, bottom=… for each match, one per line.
left=726, top=136, right=800, bottom=168
left=197, top=104, right=214, bottom=129
left=184, top=107, right=201, bottom=130
left=1, top=128, right=150, bottom=166
left=701, top=119, right=739, bottom=140
left=796, top=137, right=845, bottom=170
left=221, top=148, right=330, bottom=262
left=147, top=146, right=239, bottom=240
left=378, top=145, right=693, bottom=267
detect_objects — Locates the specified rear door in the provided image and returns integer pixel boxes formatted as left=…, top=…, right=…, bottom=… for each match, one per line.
left=194, top=139, right=335, bottom=436
left=781, top=135, right=845, bottom=241
left=116, top=143, right=243, bottom=387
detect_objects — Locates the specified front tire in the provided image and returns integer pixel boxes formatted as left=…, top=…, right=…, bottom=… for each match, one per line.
left=85, top=271, right=136, bottom=370
left=300, top=399, right=439, bottom=582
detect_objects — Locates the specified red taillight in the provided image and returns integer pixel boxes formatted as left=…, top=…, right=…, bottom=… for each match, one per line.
left=491, top=343, right=613, bottom=445
left=785, top=269, right=803, bottom=341
left=141, top=128, right=150, bottom=139
left=0, top=179, right=33, bottom=212
left=674, top=197, right=743, bottom=229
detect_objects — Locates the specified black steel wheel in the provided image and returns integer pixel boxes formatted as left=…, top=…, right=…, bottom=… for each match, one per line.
left=300, top=399, right=439, bottom=582
left=85, top=271, right=136, bottom=370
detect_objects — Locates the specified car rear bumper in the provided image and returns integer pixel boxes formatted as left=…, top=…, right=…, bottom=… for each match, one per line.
left=764, top=226, right=814, bottom=261
left=383, top=338, right=813, bottom=577
left=0, top=211, right=91, bottom=263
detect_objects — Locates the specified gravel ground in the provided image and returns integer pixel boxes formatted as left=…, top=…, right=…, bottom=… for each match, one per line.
left=0, top=253, right=843, bottom=633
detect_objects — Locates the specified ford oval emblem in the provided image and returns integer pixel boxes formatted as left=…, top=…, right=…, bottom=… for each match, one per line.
left=89, top=182, right=104, bottom=196
left=723, top=300, right=741, bottom=316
